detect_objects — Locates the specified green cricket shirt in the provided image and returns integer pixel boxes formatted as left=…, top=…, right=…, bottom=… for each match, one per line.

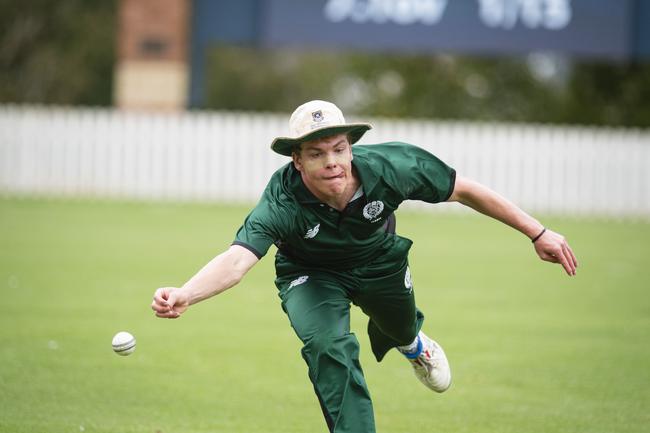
left=233, top=142, right=456, bottom=270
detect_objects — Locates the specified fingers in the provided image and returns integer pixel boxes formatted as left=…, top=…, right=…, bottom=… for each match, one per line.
left=556, top=245, right=575, bottom=276
left=155, top=310, right=181, bottom=319
left=552, top=232, right=577, bottom=276
left=152, top=287, right=168, bottom=306
left=566, top=242, right=579, bottom=269
left=561, top=243, right=577, bottom=276
left=151, top=287, right=181, bottom=319
left=151, top=288, right=168, bottom=312
left=540, top=249, right=573, bottom=276
left=535, top=230, right=578, bottom=276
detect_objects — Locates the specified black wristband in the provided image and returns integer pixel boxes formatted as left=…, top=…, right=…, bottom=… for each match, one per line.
left=531, top=228, right=546, bottom=243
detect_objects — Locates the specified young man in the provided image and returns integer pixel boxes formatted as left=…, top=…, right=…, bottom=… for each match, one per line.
left=151, top=100, right=578, bottom=433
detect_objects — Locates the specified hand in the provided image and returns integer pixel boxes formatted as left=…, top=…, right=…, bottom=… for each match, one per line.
left=533, top=229, right=578, bottom=276
left=151, top=287, right=190, bottom=319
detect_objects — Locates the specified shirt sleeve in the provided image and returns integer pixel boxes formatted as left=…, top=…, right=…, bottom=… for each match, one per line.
left=233, top=187, right=292, bottom=259
left=391, top=143, right=456, bottom=203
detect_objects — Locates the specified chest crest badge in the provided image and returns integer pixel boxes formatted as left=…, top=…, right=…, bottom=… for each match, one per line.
left=363, top=201, right=384, bottom=222
left=304, top=223, right=320, bottom=239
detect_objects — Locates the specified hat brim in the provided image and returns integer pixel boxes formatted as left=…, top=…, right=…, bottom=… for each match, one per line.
left=271, top=123, right=372, bottom=156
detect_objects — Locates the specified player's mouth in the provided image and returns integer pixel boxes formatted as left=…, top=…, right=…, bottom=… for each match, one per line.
left=323, top=173, right=344, bottom=180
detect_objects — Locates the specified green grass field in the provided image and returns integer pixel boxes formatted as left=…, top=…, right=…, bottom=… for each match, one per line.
left=1, top=198, right=649, bottom=433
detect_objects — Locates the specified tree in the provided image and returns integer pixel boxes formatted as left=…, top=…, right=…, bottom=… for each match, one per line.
left=0, top=0, right=115, bottom=106
left=204, top=45, right=650, bottom=128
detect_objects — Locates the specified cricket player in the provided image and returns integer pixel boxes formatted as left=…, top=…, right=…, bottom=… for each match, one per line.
left=152, top=100, right=578, bottom=433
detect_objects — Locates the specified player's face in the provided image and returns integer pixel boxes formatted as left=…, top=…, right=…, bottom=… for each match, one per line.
left=292, top=134, right=354, bottom=199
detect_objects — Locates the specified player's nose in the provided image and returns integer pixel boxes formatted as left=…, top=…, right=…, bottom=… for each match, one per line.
left=324, top=152, right=338, bottom=168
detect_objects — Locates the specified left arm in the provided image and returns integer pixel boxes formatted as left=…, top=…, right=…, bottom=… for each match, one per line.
left=448, top=175, right=578, bottom=276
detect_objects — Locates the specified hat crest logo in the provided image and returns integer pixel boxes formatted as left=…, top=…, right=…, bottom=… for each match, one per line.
left=311, top=110, right=324, bottom=122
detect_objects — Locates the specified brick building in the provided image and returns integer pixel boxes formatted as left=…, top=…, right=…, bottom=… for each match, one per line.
left=114, top=0, right=190, bottom=110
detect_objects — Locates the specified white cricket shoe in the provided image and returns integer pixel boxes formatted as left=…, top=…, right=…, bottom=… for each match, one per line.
left=403, top=332, right=451, bottom=393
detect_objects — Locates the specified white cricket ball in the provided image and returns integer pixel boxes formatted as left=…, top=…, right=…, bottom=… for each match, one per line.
left=112, top=331, right=136, bottom=356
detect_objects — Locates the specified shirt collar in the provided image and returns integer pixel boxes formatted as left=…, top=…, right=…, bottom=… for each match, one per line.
left=351, top=147, right=380, bottom=193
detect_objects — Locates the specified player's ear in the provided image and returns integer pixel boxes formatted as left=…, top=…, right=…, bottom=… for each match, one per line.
left=346, top=134, right=353, bottom=160
left=292, top=152, right=302, bottom=171
left=291, top=143, right=303, bottom=171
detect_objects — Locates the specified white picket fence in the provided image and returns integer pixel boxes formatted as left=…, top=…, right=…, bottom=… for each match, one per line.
left=0, top=105, right=648, bottom=218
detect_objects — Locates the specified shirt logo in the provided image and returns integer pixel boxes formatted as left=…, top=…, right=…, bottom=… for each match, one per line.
left=304, top=223, right=320, bottom=239
left=404, top=266, right=413, bottom=293
left=363, top=200, right=384, bottom=222
left=289, top=275, right=309, bottom=289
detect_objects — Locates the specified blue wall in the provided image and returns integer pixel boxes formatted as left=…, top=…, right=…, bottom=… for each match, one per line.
left=190, top=0, right=260, bottom=106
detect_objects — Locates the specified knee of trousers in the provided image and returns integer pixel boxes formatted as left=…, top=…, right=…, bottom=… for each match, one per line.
left=300, top=333, right=362, bottom=377
left=391, top=327, right=419, bottom=347
left=369, top=320, right=418, bottom=347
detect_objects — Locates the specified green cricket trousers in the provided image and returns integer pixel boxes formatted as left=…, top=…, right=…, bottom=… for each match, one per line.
left=274, top=235, right=425, bottom=433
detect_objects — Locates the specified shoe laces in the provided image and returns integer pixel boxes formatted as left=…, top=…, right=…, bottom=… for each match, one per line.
left=413, top=346, right=439, bottom=370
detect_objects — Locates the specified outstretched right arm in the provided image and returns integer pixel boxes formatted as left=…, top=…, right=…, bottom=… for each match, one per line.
left=151, top=244, right=260, bottom=319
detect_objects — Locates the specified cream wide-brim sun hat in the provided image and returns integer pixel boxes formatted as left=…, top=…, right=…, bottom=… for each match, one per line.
left=271, top=100, right=372, bottom=156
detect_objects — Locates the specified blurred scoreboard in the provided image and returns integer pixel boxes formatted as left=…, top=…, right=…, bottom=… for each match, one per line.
left=264, top=0, right=631, bottom=59
left=190, top=0, right=650, bottom=105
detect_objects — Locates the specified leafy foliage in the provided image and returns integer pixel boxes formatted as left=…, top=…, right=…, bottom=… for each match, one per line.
left=0, top=0, right=115, bottom=105
left=205, top=46, right=650, bottom=127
